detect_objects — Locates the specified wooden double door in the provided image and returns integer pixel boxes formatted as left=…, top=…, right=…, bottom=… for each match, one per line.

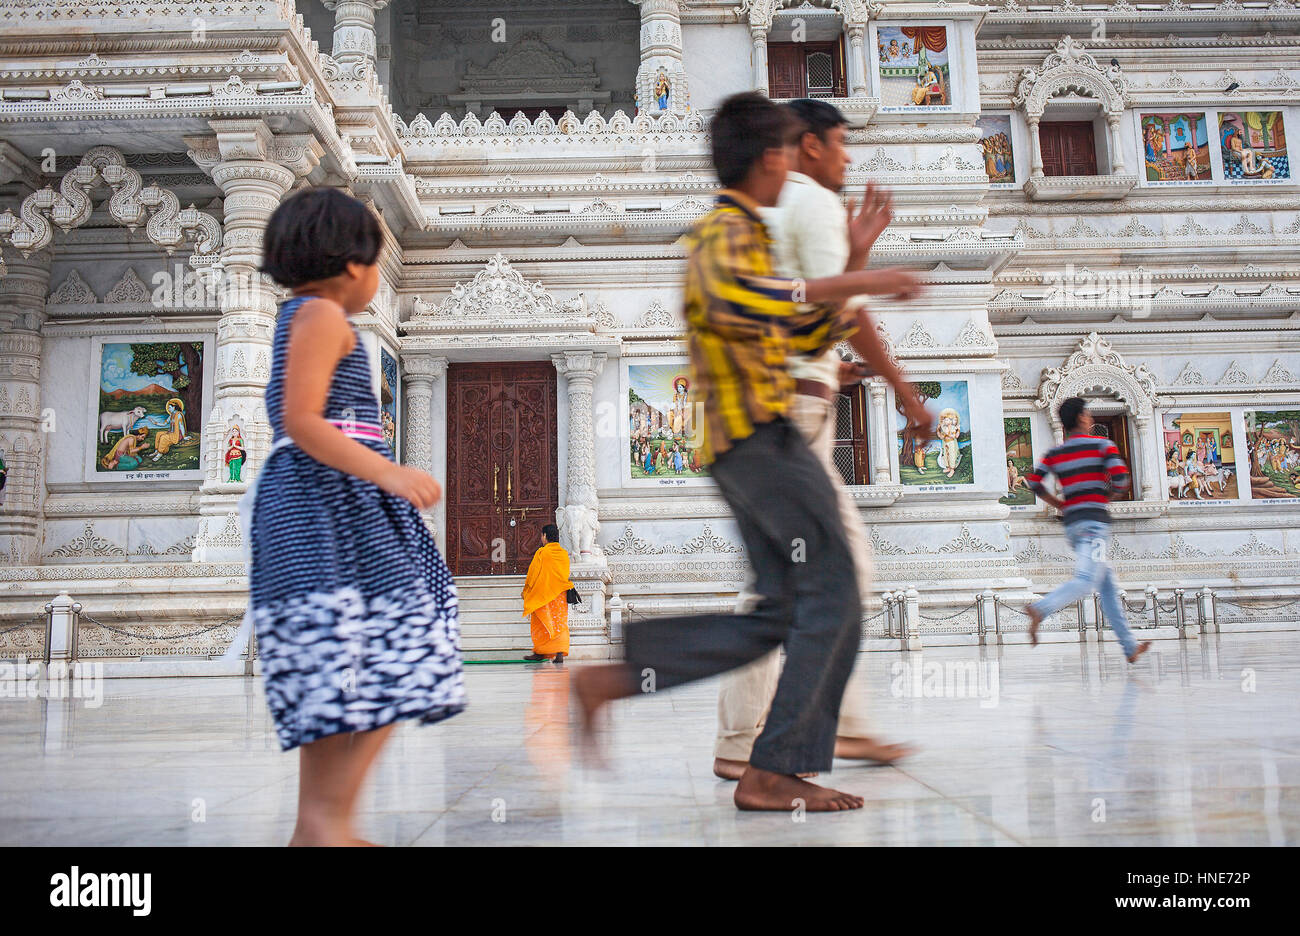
left=446, top=362, right=559, bottom=575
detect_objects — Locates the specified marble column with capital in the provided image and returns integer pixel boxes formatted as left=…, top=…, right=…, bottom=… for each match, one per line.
left=1107, top=113, right=1126, bottom=174
left=401, top=354, right=446, bottom=545
left=846, top=25, right=869, bottom=97
left=551, top=351, right=606, bottom=563
left=867, top=378, right=892, bottom=484
left=1028, top=116, right=1044, bottom=179
left=0, top=250, right=51, bottom=565
left=184, top=120, right=323, bottom=563
left=632, top=0, right=690, bottom=116
left=751, top=27, right=770, bottom=96
left=323, top=0, right=389, bottom=70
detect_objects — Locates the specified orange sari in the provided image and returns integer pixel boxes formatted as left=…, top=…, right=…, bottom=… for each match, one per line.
left=522, top=542, right=574, bottom=655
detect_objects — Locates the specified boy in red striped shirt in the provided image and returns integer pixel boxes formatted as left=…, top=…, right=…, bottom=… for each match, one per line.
left=1024, top=397, right=1152, bottom=663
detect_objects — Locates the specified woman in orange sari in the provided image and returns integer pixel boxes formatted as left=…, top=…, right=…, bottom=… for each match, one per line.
left=521, top=523, right=575, bottom=663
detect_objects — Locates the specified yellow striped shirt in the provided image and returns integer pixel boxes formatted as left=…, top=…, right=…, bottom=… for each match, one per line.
left=684, top=189, right=858, bottom=462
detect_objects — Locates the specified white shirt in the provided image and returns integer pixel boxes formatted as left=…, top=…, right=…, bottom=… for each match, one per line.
left=762, top=171, right=854, bottom=390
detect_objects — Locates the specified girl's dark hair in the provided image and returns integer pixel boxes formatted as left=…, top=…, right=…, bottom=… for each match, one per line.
left=542, top=523, right=561, bottom=543
left=261, top=187, right=382, bottom=288
left=710, top=92, right=800, bottom=188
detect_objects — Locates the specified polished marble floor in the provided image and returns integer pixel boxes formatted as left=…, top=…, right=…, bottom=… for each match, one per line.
left=2, top=632, right=1297, bottom=846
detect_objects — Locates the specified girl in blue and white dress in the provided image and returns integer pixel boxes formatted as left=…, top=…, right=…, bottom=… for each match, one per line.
left=250, top=186, right=463, bottom=846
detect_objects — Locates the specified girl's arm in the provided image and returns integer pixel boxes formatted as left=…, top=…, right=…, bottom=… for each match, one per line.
left=282, top=299, right=440, bottom=509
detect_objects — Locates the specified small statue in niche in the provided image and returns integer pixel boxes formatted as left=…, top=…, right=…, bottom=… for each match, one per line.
left=655, top=68, right=670, bottom=111
left=225, top=424, right=246, bottom=483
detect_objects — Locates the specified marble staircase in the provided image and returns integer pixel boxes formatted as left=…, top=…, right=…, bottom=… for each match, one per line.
left=456, top=575, right=606, bottom=661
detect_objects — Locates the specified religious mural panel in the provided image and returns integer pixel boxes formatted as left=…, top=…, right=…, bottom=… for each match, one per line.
left=86, top=336, right=212, bottom=483
left=876, top=25, right=952, bottom=110
left=1141, top=112, right=1212, bottom=183
left=1162, top=411, right=1238, bottom=501
left=1220, top=111, right=1290, bottom=181
left=896, top=380, right=973, bottom=486
left=380, top=346, right=400, bottom=460
left=977, top=115, right=1016, bottom=185
left=625, top=359, right=708, bottom=486
left=1000, top=416, right=1035, bottom=506
left=1245, top=410, right=1300, bottom=500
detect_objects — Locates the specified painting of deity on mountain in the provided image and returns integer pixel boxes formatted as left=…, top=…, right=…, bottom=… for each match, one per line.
left=627, top=360, right=708, bottom=484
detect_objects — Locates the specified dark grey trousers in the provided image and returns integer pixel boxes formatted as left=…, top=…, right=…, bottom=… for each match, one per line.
left=623, top=418, right=861, bottom=775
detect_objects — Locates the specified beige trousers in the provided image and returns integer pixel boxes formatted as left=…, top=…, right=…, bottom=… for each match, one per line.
left=714, top=394, right=876, bottom=761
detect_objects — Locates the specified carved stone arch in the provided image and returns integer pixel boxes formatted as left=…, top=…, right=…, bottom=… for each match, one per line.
left=0, top=146, right=222, bottom=279
left=736, top=0, right=868, bottom=30
left=1036, top=332, right=1161, bottom=499
left=1013, top=37, right=1128, bottom=119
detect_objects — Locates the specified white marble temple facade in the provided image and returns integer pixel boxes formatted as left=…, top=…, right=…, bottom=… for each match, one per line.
left=1, top=1, right=1298, bottom=661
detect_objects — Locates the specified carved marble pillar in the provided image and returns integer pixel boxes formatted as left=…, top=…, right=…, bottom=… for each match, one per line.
left=1107, top=113, right=1125, bottom=173
left=751, top=27, right=771, bottom=96
left=0, top=250, right=50, bottom=565
left=323, top=0, right=389, bottom=68
left=867, top=378, right=892, bottom=484
left=1133, top=413, right=1158, bottom=501
left=846, top=25, right=869, bottom=97
left=184, top=120, right=322, bottom=562
left=552, top=351, right=606, bottom=562
left=1027, top=116, right=1044, bottom=178
left=632, top=0, right=689, bottom=116
left=401, top=354, right=445, bottom=543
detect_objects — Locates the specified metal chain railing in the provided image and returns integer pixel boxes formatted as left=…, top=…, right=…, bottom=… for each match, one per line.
left=0, top=612, right=47, bottom=637
left=1214, top=597, right=1300, bottom=613
left=918, top=598, right=980, bottom=622
left=78, top=612, right=244, bottom=641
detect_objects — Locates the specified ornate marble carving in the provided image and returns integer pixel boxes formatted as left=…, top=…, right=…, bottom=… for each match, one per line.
left=0, top=147, right=221, bottom=274
left=410, top=254, right=589, bottom=323
left=103, top=267, right=150, bottom=304
left=47, top=270, right=96, bottom=305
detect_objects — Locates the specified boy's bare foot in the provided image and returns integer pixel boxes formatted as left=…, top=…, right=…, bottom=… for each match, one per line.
left=734, top=766, right=863, bottom=812
left=834, top=736, right=914, bottom=764
left=1126, top=640, right=1152, bottom=664
left=714, top=757, right=817, bottom=780
left=1026, top=605, right=1044, bottom=646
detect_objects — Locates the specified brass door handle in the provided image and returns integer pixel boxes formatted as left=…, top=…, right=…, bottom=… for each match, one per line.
left=507, top=464, right=512, bottom=503
left=494, top=464, right=499, bottom=504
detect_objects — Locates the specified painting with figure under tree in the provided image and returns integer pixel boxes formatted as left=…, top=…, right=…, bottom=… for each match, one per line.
left=627, top=361, right=707, bottom=483
left=1162, top=411, right=1238, bottom=501
left=93, top=341, right=204, bottom=477
left=896, top=380, right=973, bottom=486
left=1142, top=112, right=1212, bottom=182
left=1245, top=410, right=1300, bottom=499
left=877, top=25, right=951, bottom=109
left=1000, top=417, right=1035, bottom=506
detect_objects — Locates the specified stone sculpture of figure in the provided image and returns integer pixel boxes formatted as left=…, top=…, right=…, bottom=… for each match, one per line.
left=557, top=502, right=599, bottom=558
left=655, top=70, right=670, bottom=110
left=225, top=424, right=246, bottom=483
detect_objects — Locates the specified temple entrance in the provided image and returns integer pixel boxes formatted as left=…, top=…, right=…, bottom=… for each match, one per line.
left=1090, top=412, right=1136, bottom=501
left=446, top=362, right=559, bottom=575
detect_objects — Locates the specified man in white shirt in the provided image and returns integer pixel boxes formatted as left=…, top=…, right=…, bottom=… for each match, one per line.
left=713, top=98, right=934, bottom=780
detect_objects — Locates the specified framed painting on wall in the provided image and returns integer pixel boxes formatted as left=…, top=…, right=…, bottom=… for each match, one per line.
left=85, top=335, right=214, bottom=483
left=1141, top=112, right=1212, bottom=183
left=977, top=114, right=1016, bottom=185
left=1161, top=411, right=1238, bottom=501
left=896, top=380, right=974, bottom=486
left=1244, top=410, right=1300, bottom=500
left=379, top=346, right=400, bottom=460
left=1000, top=416, right=1035, bottom=506
left=876, top=25, right=953, bottom=111
left=1220, top=111, right=1289, bottom=182
left=622, top=357, right=710, bottom=487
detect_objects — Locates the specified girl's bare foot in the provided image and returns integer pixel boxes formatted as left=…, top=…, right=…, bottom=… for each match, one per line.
left=572, top=664, right=637, bottom=769
left=734, top=767, right=862, bottom=812
left=1127, top=640, right=1152, bottom=664
left=834, top=736, right=915, bottom=764
left=1026, top=605, right=1044, bottom=646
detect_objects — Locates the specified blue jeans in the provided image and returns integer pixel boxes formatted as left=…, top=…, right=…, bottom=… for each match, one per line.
left=1029, top=519, right=1138, bottom=658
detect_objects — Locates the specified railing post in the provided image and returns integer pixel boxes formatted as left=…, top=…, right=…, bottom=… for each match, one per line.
left=608, top=592, right=624, bottom=645
left=978, top=589, right=996, bottom=645
left=903, top=586, right=922, bottom=651
left=1146, top=584, right=1158, bottom=630
left=1196, top=587, right=1216, bottom=631
left=1173, top=587, right=1187, bottom=640
left=43, top=592, right=80, bottom=669
left=992, top=595, right=1002, bottom=640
